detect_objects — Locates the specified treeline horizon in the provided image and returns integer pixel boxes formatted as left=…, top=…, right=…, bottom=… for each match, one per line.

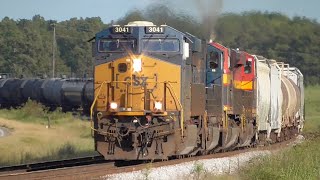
left=0, top=4, right=319, bottom=85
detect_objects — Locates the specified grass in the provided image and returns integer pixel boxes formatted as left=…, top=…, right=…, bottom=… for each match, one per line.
left=301, top=85, right=320, bottom=135
left=238, top=85, right=320, bottom=180
left=240, top=139, right=320, bottom=180
left=0, top=100, right=97, bottom=167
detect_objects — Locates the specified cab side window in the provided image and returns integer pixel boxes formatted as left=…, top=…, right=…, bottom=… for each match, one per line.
left=244, top=61, right=252, bottom=74
left=209, top=51, right=219, bottom=70
left=206, top=51, right=222, bottom=86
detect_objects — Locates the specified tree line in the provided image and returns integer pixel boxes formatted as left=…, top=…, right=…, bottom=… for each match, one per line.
left=0, top=4, right=319, bottom=84
left=0, top=15, right=106, bottom=78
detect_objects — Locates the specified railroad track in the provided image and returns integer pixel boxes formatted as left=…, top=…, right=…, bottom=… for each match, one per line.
left=0, top=155, right=112, bottom=179
left=0, top=138, right=297, bottom=180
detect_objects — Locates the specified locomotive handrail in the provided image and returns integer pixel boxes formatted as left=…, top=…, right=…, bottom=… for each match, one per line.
left=90, top=81, right=108, bottom=136
left=89, top=81, right=118, bottom=136
left=166, top=81, right=184, bottom=137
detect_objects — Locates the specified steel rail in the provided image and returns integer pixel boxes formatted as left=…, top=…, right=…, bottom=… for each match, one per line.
left=0, top=155, right=106, bottom=173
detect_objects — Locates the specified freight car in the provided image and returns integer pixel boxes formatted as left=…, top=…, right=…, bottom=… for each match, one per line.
left=90, top=21, right=304, bottom=160
left=0, top=78, right=93, bottom=112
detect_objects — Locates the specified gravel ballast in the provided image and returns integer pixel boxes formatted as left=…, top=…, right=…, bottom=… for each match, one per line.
left=103, top=151, right=270, bottom=180
left=102, top=135, right=304, bottom=180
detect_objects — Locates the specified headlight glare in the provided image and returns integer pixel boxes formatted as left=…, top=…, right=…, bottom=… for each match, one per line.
left=133, top=58, right=142, bottom=72
left=110, top=102, right=118, bottom=110
left=154, top=101, right=162, bottom=110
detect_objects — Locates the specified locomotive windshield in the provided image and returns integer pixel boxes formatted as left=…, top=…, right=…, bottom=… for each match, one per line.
left=142, top=39, right=180, bottom=52
left=98, top=39, right=136, bottom=52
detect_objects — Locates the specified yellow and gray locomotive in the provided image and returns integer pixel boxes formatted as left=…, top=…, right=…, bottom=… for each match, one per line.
left=91, top=21, right=205, bottom=160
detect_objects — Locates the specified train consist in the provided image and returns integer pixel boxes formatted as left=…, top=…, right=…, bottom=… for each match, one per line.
left=0, top=78, right=93, bottom=112
left=90, top=21, right=304, bottom=160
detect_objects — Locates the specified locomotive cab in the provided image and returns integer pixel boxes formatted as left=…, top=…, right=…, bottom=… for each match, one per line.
left=93, top=21, right=186, bottom=115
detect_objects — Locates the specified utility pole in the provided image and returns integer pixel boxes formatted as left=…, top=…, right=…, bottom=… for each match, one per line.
left=52, top=23, right=56, bottom=78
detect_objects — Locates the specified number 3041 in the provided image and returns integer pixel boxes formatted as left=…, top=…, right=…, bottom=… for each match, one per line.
left=114, top=27, right=130, bottom=33
left=148, top=27, right=164, bottom=33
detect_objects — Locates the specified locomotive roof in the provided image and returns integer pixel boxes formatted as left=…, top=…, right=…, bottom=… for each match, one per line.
left=95, top=21, right=187, bottom=40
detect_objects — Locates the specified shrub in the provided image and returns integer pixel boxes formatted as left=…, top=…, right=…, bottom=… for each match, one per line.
left=191, top=161, right=206, bottom=180
left=57, top=142, right=76, bottom=159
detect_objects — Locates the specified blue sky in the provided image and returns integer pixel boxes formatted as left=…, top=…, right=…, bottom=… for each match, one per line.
left=0, top=0, right=319, bottom=23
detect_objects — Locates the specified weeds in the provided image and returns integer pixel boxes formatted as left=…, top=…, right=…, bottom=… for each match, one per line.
left=191, top=161, right=207, bottom=180
left=142, top=162, right=153, bottom=180
left=57, top=142, right=76, bottom=159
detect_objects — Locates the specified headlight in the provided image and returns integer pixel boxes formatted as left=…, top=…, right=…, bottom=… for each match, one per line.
left=133, top=58, right=142, bottom=72
left=133, top=118, right=139, bottom=123
left=154, top=101, right=162, bottom=111
left=110, top=102, right=118, bottom=110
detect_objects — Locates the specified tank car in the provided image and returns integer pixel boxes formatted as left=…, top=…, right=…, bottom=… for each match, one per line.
left=0, top=77, right=94, bottom=113
left=20, top=78, right=65, bottom=108
left=281, top=65, right=304, bottom=133
left=61, top=79, right=86, bottom=111
left=83, top=80, right=94, bottom=113
left=20, top=79, right=41, bottom=102
left=0, top=78, right=24, bottom=107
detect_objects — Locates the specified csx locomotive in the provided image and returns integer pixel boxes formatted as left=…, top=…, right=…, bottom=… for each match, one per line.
left=91, top=21, right=304, bottom=160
